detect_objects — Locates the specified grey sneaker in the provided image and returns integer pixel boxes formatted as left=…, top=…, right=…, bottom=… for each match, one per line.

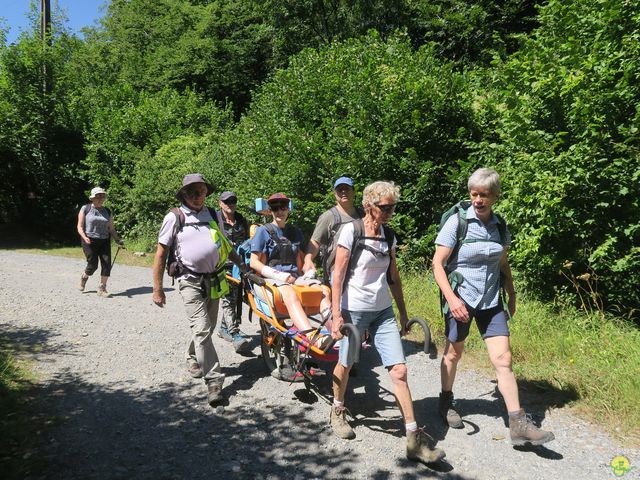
left=406, top=428, right=446, bottom=464
left=78, top=274, right=88, bottom=291
left=330, top=405, right=355, bottom=439
left=509, top=409, right=555, bottom=446
left=231, top=332, right=251, bottom=353
left=439, top=391, right=463, bottom=429
left=97, top=284, right=111, bottom=298
left=207, top=382, right=224, bottom=406
left=217, top=326, right=232, bottom=342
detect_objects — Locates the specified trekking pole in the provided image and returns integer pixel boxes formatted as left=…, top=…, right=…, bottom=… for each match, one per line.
left=111, top=246, right=121, bottom=269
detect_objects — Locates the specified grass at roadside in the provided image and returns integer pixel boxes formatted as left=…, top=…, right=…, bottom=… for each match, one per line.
left=0, top=337, right=47, bottom=478
left=10, top=242, right=155, bottom=268
left=402, top=272, right=640, bottom=446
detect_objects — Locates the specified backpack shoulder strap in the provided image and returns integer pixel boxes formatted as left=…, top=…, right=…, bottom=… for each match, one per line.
left=382, top=225, right=395, bottom=285
left=495, top=213, right=508, bottom=246
left=170, top=207, right=185, bottom=238
left=330, top=206, right=341, bottom=227
left=83, top=203, right=92, bottom=215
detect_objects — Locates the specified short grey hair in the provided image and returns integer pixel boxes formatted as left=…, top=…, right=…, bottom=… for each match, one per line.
left=468, top=168, right=501, bottom=195
left=362, top=181, right=400, bottom=207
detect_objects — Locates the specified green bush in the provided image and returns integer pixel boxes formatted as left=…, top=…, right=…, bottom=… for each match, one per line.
left=206, top=32, right=480, bottom=246
left=471, top=0, right=640, bottom=318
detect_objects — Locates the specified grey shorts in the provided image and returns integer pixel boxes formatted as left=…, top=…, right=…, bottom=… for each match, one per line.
left=337, top=305, right=406, bottom=368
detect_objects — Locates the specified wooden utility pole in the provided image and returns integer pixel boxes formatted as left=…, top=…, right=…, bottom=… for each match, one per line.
left=40, top=0, right=51, bottom=43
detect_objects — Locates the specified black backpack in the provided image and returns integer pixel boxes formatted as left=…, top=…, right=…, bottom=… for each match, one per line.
left=263, top=223, right=302, bottom=268
left=319, top=206, right=364, bottom=285
left=344, top=218, right=396, bottom=286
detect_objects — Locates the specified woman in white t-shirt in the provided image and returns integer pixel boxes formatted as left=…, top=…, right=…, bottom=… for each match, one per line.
left=328, top=181, right=445, bottom=466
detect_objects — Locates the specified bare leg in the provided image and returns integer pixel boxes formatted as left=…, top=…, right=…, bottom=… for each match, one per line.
left=441, top=340, right=465, bottom=391
left=279, top=285, right=312, bottom=330
left=485, top=335, right=520, bottom=412
left=388, top=363, right=415, bottom=423
left=332, top=361, right=353, bottom=402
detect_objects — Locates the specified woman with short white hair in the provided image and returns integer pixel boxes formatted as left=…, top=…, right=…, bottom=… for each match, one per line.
left=432, top=167, right=554, bottom=446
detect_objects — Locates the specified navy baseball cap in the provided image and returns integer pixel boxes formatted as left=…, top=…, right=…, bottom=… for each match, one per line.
left=333, top=177, right=354, bottom=189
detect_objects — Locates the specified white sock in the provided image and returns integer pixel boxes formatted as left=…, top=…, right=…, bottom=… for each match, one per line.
left=405, top=421, right=418, bottom=433
left=333, top=399, right=344, bottom=408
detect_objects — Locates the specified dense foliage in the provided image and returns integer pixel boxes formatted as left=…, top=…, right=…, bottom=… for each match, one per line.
left=0, top=0, right=638, bottom=318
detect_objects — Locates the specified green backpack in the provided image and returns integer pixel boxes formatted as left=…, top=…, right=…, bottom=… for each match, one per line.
left=437, top=200, right=508, bottom=316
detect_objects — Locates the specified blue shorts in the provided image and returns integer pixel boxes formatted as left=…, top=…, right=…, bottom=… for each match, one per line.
left=337, top=305, right=406, bottom=368
left=445, top=302, right=509, bottom=343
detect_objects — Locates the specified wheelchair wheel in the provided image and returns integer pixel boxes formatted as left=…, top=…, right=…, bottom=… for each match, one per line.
left=260, top=319, right=299, bottom=376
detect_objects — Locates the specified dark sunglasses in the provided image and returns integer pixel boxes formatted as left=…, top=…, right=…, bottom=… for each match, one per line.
left=375, top=203, right=396, bottom=214
left=222, top=198, right=237, bottom=205
left=270, top=203, right=289, bottom=212
left=184, top=188, right=207, bottom=199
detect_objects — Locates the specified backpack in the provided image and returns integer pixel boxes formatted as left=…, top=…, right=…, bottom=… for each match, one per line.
left=264, top=223, right=302, bottom=268
left=83, top=203, right=111, bottom=217
left=344, top=218, right=396, bottom=286
left=437, top=200, right=508, bottom=315
left=166, top=206, right=219, bottom=279
left=438, top=200, right=507, bottom=273
left=319, top=206, right=364, bottom=285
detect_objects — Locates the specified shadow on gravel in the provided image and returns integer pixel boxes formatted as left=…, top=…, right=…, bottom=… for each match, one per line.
left=29, top=369, right=379, bottom=480
left=0, top=323, right=74, bottom=357
left=110, top=286, right=160, bottom=298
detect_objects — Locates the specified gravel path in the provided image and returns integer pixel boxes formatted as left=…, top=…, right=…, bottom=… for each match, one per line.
left=1, top=251, right=638, bottom=480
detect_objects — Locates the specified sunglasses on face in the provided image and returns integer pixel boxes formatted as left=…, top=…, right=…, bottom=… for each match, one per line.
left=375, top=203, right=396, bottom=214
left=222, top=198, right=237, bottom=205
left=185, top=189, right=207, bottom=199
left=271, top=203, right=289, bottom=212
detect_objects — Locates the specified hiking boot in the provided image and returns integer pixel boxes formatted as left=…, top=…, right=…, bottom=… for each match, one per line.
left=97, top=284, right=111, bottom=298
left=439, top=391, right=463, bottom=429
left=330, top=405, right=355, bottom=440
left=78, top=274, right=89, bottom=291
left=217, top=326, right=233, bottom=342
left=406, top=428, right=446, bottom=464
left=186, top=359, right=203, bottom=379
left=207, top=382, right=224, bottom=406
left=231, top=332, right=251, bottom=353
left=509, top=409, right=555, bottom=446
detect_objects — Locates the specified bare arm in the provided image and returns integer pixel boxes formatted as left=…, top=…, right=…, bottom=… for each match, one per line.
left=77, top=209, right=91, bottom=244
left=302, top=239, right=320, bottom=273
left=499, top=249, right=516, bottom=317
left=388, top=249, right=409, bottom=335
left=250, top=252, right=294, bottom=284
left=432, top=245, right=470, bottom=322
left=152, top=243, right=169, bottom=307
left=107, top=216, right=123, bottom=245
left=330, top=245, right=349, bottom=340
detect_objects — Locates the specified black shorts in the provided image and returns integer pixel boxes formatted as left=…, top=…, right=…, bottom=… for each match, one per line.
left=445, top=302, right=509, bottom=343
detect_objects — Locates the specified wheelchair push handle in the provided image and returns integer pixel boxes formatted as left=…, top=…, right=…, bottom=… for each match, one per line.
left=405, top=317, right=434, bottom=357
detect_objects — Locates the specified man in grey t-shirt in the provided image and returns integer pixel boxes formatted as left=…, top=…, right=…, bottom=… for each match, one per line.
left=303, top=177, right=362, bottom=287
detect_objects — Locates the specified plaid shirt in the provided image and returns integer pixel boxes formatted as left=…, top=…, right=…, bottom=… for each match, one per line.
left=435, top=207, right=511, bottom=309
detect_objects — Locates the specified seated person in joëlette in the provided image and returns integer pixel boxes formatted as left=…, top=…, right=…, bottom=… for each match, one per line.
left=249, top=193, right=332, bottom=350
